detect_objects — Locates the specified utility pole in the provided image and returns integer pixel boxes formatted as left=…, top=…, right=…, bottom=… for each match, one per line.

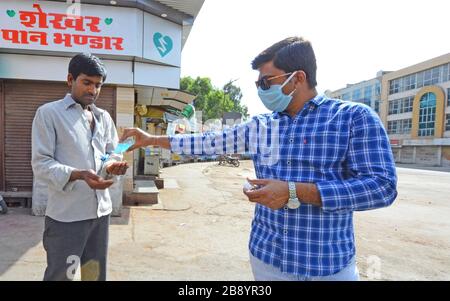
left=223, top=78, right=239, bottom=109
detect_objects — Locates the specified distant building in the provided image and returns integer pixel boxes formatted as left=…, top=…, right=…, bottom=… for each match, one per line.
left=329, top=71, right=389, bottom=114
left=380, top=53, right=450, bottom=167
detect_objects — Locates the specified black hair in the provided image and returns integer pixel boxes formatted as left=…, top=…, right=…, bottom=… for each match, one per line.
left=251, top=36, right=317, bottom=88
left=68, top=53, right=107, bottom=82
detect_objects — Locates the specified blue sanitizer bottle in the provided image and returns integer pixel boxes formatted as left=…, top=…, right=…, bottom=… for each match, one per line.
left=113, top=137, right=135, bottom=155
left=101, top=137, right=135, bottom=162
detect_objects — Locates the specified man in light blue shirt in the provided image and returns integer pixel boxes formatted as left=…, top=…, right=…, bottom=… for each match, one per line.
left=32, top=53, right=129, bottom=281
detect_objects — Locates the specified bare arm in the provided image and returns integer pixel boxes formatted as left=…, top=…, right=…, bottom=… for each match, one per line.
left=296, top=182, right=322, bottom=207
left=120, top=128, right=171, bottom=151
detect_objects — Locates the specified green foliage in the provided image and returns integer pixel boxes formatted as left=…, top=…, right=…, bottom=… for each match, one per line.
left=181, top=76, right=250, bottom=122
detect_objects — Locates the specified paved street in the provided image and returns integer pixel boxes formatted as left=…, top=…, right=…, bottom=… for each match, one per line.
left=0, top=161, right=449, bottom=280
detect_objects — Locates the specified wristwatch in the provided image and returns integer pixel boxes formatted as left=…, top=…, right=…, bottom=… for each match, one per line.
left=287, top=182, right=301, bottom=210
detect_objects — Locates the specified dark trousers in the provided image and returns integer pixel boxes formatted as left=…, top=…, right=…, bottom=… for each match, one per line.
left=43, top=215, right=110, bottom=281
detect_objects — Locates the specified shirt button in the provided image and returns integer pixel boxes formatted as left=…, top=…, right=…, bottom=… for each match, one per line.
left=287, top=161, right=291, bottom=165
left=289, top=139, right=294, bottom=143
left=284, top=206, right=289, bottom=210
left=284, top=230, right=288, bottom=235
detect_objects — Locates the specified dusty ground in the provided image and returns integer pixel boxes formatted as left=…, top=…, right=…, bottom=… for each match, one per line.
left=0, top=161, right=449, bottom=281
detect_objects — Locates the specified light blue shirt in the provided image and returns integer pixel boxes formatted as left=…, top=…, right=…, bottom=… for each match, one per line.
left=32, top=94, right=120, bottom=222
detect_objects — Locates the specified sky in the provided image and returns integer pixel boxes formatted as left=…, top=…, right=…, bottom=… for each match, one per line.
left=180, top=0, right=450, bottom=117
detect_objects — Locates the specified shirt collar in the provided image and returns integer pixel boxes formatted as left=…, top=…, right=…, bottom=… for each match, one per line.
left=309, top=93, right=327, bottom=107
left=63, top=94, right=105, bottom=116
left=274, top=93, right=327, bottom=118
left=63, top=94, right=76, bottom=110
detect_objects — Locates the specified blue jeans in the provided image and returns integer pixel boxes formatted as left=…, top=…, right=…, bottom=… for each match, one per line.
left=250, top=253, right=360, bottom=281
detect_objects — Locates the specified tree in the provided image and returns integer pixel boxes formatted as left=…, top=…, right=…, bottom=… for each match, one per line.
left=223, top=80, right=249, bottom=119
left=180, top=76, right=212, bottom=116
left=180, top=76, right=249, bottom=122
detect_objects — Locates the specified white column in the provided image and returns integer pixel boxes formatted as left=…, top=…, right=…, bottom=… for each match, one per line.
left=437, top=146, right=443, bottom=166
left=111, top=87, right=135, bottom=216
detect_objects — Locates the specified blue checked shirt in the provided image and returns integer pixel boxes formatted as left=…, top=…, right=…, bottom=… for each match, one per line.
left=169, top=94, right=398, bottom=277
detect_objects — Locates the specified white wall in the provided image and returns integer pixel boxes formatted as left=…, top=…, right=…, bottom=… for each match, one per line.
left=134, top=62, right=180, bottom=89
left=0, top=53, right=133, bottom=85
left=0, top=53, right=180, bottom=89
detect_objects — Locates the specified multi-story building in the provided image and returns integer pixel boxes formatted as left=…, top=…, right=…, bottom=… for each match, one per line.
left=380, top=53, right=450, bottom=167
left=329, top=71, right=388, bottom=114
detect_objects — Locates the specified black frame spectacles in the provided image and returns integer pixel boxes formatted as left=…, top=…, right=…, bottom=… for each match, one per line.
left=255, top=72, right=293, bottom=91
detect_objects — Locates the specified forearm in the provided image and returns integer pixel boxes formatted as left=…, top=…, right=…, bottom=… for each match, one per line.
left=169, top=121, right=252, bottom=156
left=316, top=177, right=397, bottom=213
left=144, top=135, right=171, bottom=150
left=32, top=155, right=76, bottom=191
left=295, top=183, right=322, bottom=207
left=294, top=178, right=395, bottom=211
left=69, top=170, right=84, bottom=182
left=139, top=134, right=171, bottom=150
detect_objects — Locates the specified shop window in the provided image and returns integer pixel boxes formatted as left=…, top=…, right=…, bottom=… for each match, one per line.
left=402, top=119, right=412, bottom=134
left=352, top=89, right=361, bottom=100
left=447, top=88, right=450, bottom=107
left=418, top=93, right=436, bottom=137
left=402, top=96, right=414, bottom=113
left=389, top=79, right=400, bottom=95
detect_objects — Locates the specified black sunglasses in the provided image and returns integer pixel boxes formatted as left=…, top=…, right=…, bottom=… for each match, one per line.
left=255, top=72, right=293, bottom=91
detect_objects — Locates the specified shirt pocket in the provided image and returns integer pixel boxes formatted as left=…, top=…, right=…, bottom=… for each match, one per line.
left=56, top=124, right=88, bottom=153
left=304, top=123, right=350, bottom=170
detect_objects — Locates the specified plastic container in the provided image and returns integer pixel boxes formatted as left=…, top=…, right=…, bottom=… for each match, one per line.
left=114, top=137, right=135, bottom=155
left=101, top=137, right=135, bottom=162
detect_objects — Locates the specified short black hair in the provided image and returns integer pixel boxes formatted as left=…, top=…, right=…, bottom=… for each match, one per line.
left=251, top=36, right=317, bottom=88
left=68, top=53, right=107, bottom=82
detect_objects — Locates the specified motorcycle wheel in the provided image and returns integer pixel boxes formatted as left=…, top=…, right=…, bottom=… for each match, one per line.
left=233, top=161, right=240, bottom=168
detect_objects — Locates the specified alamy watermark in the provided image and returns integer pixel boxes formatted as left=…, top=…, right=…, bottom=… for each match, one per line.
left=168, top=111, right=282, bottom=166
left=366, top=255, right=382, bottom=280
left=65, top=0, right=81, bottom=17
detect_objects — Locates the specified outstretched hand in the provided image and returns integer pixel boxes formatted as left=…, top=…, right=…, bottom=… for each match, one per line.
left=82, top=169, right=114, bottom=190
left=119, top=128, right=154, bottom=152
left=106, top=161, right=129, bottom=176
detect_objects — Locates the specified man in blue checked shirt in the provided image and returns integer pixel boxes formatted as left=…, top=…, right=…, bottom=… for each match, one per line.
left=120, top=36, right=398, bottom=281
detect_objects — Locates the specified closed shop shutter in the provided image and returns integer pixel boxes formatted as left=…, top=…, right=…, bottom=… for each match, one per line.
left=2, top=80, right=115, bottom=192
left=0, top=81, right=4, bottom=191
left=416, top=146, right=439, bottom=166
left=400, top=146, right=415, bottom=164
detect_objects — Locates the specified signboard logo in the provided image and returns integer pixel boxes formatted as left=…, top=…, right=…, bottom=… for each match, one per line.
left=6, top=9, right=16, bottom=17
left=153, top=32, right=173, bottom=57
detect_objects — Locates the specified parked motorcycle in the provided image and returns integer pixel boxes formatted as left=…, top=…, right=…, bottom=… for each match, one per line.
left=218, top=155, right=240, bottom=168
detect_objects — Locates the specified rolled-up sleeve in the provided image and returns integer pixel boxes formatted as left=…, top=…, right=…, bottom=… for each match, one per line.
left=316, top=107, right=398, bottom=214
left=31, top=108, right=76, bottom=192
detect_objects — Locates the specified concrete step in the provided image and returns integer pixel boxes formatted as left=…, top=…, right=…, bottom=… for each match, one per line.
left=123, top=180, right=160, bottom=206
left=133, top=175, right=164, bottom=189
